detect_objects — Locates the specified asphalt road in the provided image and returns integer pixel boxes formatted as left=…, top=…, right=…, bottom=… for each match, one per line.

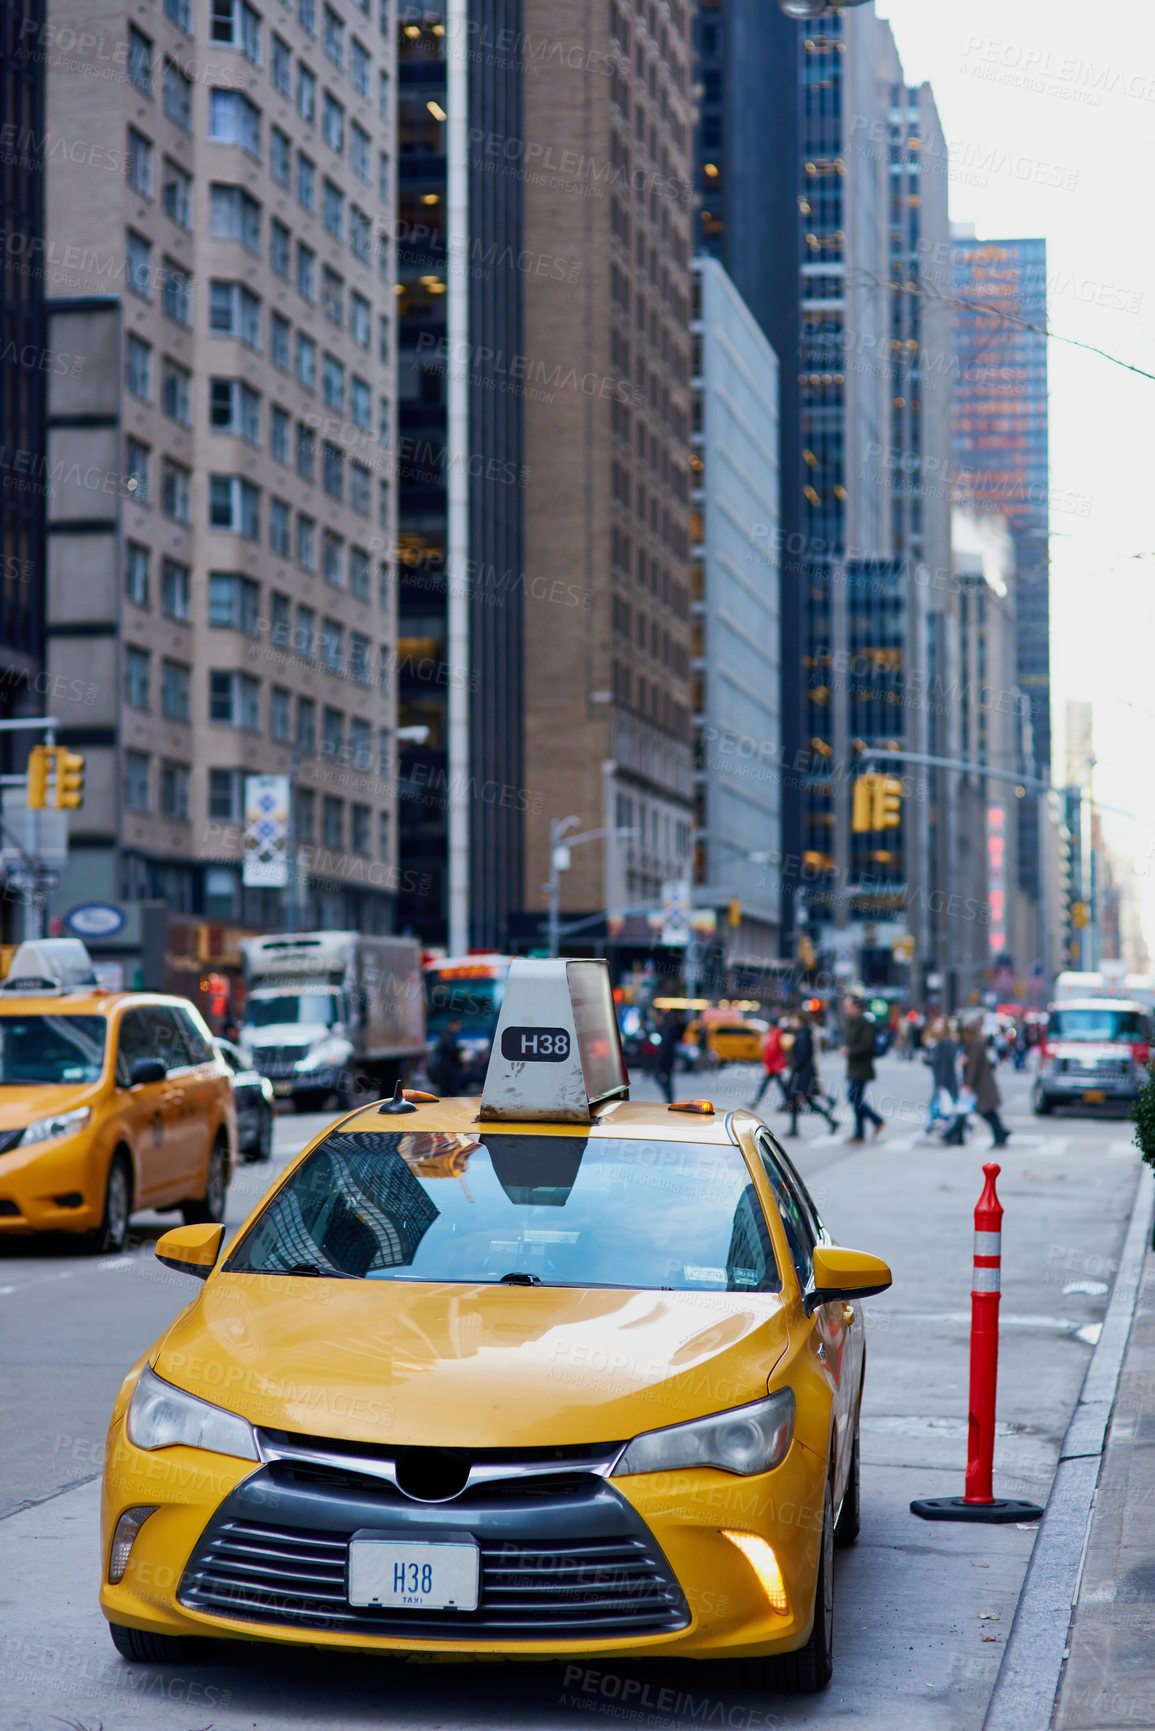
left=0, top=1052, right=1145, bottom=1730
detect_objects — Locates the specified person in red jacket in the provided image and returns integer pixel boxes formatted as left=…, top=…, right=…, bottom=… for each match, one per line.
left=750, top=1016, right=791, bottom=1112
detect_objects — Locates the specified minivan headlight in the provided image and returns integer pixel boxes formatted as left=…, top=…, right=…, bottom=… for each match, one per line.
left=127, top=1365, right=259, bottom=1461
left=613, top=1389, right=795, bottom=1478
left=20, top=1106, right=91, bottom=1146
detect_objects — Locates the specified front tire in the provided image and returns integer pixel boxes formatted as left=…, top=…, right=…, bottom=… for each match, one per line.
left=181, top=1135, right=227, bottom=1226
left=834, top=1418, right=861, bottom=1548
left=85, top=1151, right=132, bottom=1254
left=1032, top=1086, right=1054, bottom=1116
left=108, top=1622, right=206, bottom=1665
left=253, top=1105, right=273, bottom=1161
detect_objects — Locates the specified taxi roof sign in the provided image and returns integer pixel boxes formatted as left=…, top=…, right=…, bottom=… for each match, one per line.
left=479, top=958, right=630, bottom=1123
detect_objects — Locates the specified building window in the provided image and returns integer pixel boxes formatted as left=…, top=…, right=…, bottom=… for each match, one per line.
left=297, top=62, right=316, bottom=121
left=322, top=707, right=344, bottom=762
left=351, top=292, right=370, bottom=349
left=351, top=35, right=370, bottom=96
left=349, top=543, right=370, bottom=600
left=322, top=179, right=344, bottom=240
left=378, top=314, right=390, bottom=364
left=350, top=375, right=370, bottom=429
left=271, top=592, right=291, bottom=647
left=350, top=461, right=370, bottom=517
left=297, top=241, right=316, bottom=302
left=270, top=404, right=290, bottom=464
left=128, top=26, right=153, bottom=95
left=160, top=761, right=191, bottom=821
left=208, top=768, right=241, bottom=822
left=163, top=59, right=192, bottom=129
left=210, top=377, right=261, bottom=443
left=350, top=122, right=370, bottom=182
left=296, top=515, right=316, bottom=571
left=209, top=474, right=260, bottom=538
left=350, top=716, right=371, bottom=769
left=210, top=183, right=261, bottom=252
left=162, top=158, right=192, bottom=229
left=209, top=572, right=260, bottom=633
left=321, top=266, right=343, bottom=327
left=125, top=438, right=150, bottom=503
left=296, top=422, right=316, bottom=481
left=125, top=750, right=151, bottom=811
left=377, top=476, right=389, bottom=528
left=323, top=531, right=344, bottom=587
left=126, top=543, right=150, bottom=607
left=211, top=0, right=262, bottom=63
left=270, top=311, right=290, bottom=370
left=322, top=794, right=344, bottom=849
left=161, top=459, right=191, bottom=524
left=209, top=280, right=261, bottom=349
left=270, top=687, right=291, bottom=741
left=350, top=631, right=371, bottom=684
left=127, top=128, right=153, bottom=198
left=209, top=90, right=262, bottom=158
left=126, top=231, right=152, bottom=300
left=209, top=669, right=261, bottom=730
left=296, top=332, right=317, bottom=390
left=297, top=697, right=317, bottom=754
left=271, top=126, right=291, bottom=188
left=270, top=217, right=290, bottom=278
left=297, top=151, right=316, bottom=211
left=323, top=5, right=344, bottom=68
left=161, top=658, right=191, bottom=721
left=161, top=260, right=192, bottom=327
left=350, top=205, right=370, bottom=262
left=351, top=803, right=370, bottom=856
left=125, top=646, right=151, bottom=710
left=271, top=33, right=292, bottom=94
left=162, top=558, right=190, bottom=621
left=322, top=352, right=345, bottom=411
left=295, top=786, right=316, bottom=842
left=323, top=92, right=345, bottom=153
left=321, top=621, right=344, bottom=675
left=322, top=442, right=343, bottom=499
left=125, top=334, right=152, bottom=401
left=161, top=359, right=191, bottom=424
left=378, top=68, right=389, bottom=120
left=270, top=497, right=291, bottom=555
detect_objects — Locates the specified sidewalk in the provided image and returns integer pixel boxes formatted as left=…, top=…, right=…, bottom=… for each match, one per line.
left=1052, top=1240, right=1155, bottom=1730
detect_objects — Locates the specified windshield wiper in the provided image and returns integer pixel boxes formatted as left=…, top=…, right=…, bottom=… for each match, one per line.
left=283, top=1260, right=357, bottom=1279
left=498, top=1271, right=542, bottom=1285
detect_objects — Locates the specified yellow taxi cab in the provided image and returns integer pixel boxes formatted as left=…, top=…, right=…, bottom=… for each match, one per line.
left=0, top=938, right=236, bottom=1253
left=99, top=959, right=890, bottom=1694
left=682, top=1009, right=769, bottom=1067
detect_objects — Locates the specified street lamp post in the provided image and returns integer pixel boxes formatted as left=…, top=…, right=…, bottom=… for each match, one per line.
left=546, top=818, right=638, bottom=959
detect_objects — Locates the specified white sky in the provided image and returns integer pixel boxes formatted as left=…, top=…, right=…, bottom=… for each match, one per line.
left=878, top=0, right=1155, bottom=948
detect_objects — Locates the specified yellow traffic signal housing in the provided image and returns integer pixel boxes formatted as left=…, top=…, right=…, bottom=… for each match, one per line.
left=873, top=776, right=902, bottom=830
left=54, top=749, right=85, bottom=809
left=1071, top=899, right=1089, bottom=930
left=851, top=775, right=877, bottom=833
left=26, top=745, right=51, bottom=809
left=728, top=898, right=741, bottom=928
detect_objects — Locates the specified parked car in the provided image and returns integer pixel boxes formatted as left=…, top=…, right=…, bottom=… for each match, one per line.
left=214, top=1039, right=274, bottom=1162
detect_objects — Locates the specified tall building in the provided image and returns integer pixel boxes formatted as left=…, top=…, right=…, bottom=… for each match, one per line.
left=517, top=0, right=696, bottom=957
left=393, top=0, right=525, bottom=953
left=951, top=232, right=1050, bottom=913
left=37, top=0, right=399, bottom=983
left=690, top=255, right=780, bottom=968
left=0, top=0, right=47, bottom=759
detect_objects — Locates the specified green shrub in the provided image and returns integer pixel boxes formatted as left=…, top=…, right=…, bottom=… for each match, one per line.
left=1132, top=1065, right=1155, bottom=1171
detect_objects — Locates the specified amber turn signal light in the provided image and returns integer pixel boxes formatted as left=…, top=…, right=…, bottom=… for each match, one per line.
left=668, top=1099, right=715, bottom=1115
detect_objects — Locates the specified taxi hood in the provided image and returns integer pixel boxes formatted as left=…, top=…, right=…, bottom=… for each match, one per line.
left=153, top=1276, right=790, bottom=1449
left=0, top=1083, right=98, bottom=1129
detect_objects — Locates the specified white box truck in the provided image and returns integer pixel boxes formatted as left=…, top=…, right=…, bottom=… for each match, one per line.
left=239, top=931, right=424, bottom=1111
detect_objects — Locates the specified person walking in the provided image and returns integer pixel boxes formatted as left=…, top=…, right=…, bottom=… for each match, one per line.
left=927, top=1017, right=964, bottom=1139
left=962, top=1017, right=1010, bottom=1147
left=654, top=1010, right=683, bottom=1105
left=784, top=1012, right=838, bottom=1136
left=750, top=1016, right=791, bottom=1113
left=844, top=994, right=884, bottom=1143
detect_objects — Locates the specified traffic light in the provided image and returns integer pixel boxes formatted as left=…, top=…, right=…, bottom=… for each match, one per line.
left=873, top=776, right=902, bottom=829
left=26, top=745, right=51, bottom=810
left=852, top=776, right=876, bottom=833
left=1071, top=899, right=1089, bottom=930
left=728, top=898, right=741, bottom=928
left=54, top=750, right=85, bottom=809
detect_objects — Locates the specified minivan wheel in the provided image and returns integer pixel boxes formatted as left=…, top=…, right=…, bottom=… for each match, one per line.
left=85, top=1151, right=132, bottom=1254
left=182, top=1136, right=227, bottom=1226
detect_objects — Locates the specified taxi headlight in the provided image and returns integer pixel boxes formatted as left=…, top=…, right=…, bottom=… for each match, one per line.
left=614, top=1389, right=795, bottom=1478
left=20, top=1105, right=91, bottom=1146
left=127, top=1365, right=259, bottom=1462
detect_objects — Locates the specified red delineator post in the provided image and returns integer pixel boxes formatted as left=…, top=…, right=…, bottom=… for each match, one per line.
left=911, top=1160, right=1043, bottom=1524
left=965, top=1162, right=1003, bottom=1504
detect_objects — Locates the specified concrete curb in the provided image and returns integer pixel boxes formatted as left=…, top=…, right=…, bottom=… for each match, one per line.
left=983, top=1161, right=1155, bottom=1731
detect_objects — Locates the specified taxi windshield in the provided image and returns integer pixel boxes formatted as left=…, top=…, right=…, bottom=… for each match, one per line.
left=0, top=1014, right=107, bottom=1084
left=1049, top=1008, right=1147, bottom=1042
left=247, top=993, right=340, bottom=1029
left=227, top=1130, right=781, bottom=1293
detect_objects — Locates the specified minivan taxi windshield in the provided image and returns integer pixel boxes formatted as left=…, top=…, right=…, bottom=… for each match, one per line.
left=0, top=1014, right=107, bottom=1084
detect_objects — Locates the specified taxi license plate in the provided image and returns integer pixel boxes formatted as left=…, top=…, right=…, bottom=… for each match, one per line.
left=273, top=1081, right=292, bottom=1096
left=347, top=1535, right=479, bottom=1611
left=1083, top=1090, right=1106, bottom=1103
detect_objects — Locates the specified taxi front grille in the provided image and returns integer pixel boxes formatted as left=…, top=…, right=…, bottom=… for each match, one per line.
left=177, top=1472, right=688, bottom=1640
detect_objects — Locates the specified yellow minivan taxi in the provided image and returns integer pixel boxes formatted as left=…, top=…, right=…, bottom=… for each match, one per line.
left=0, top=956, right=236, bottom=1252
left=99, top=960, right=889, bottom=1695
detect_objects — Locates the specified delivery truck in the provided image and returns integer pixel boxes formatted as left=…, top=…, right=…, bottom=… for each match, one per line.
left=239, top=931, right=424, bottom=1110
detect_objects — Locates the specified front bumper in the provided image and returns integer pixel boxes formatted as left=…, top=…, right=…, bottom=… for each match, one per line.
left=0, top=1131, right=103, bottom=1233
left=1039, top=1066, right=1143, bottom=1103
left=101, top=1426, right=825, bottom=1661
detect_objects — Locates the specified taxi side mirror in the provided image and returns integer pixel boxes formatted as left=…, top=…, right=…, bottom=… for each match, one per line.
left=804, top=1245, right=892, bottom=1315
left=130, top=1057, right=166, bottom=1086
left=156, top=1223, right=225, bottom=1281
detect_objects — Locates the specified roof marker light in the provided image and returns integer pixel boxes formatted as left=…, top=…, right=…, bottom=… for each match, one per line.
left=668, top=1099, right=715, bottom=1115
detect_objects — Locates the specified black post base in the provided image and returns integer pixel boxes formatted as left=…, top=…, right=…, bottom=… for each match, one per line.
left=911, top=1496, right=1044, bottom=1523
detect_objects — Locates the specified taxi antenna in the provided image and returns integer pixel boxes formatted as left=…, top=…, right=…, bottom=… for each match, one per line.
left=378, top=1079, right=418, bottom=1115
